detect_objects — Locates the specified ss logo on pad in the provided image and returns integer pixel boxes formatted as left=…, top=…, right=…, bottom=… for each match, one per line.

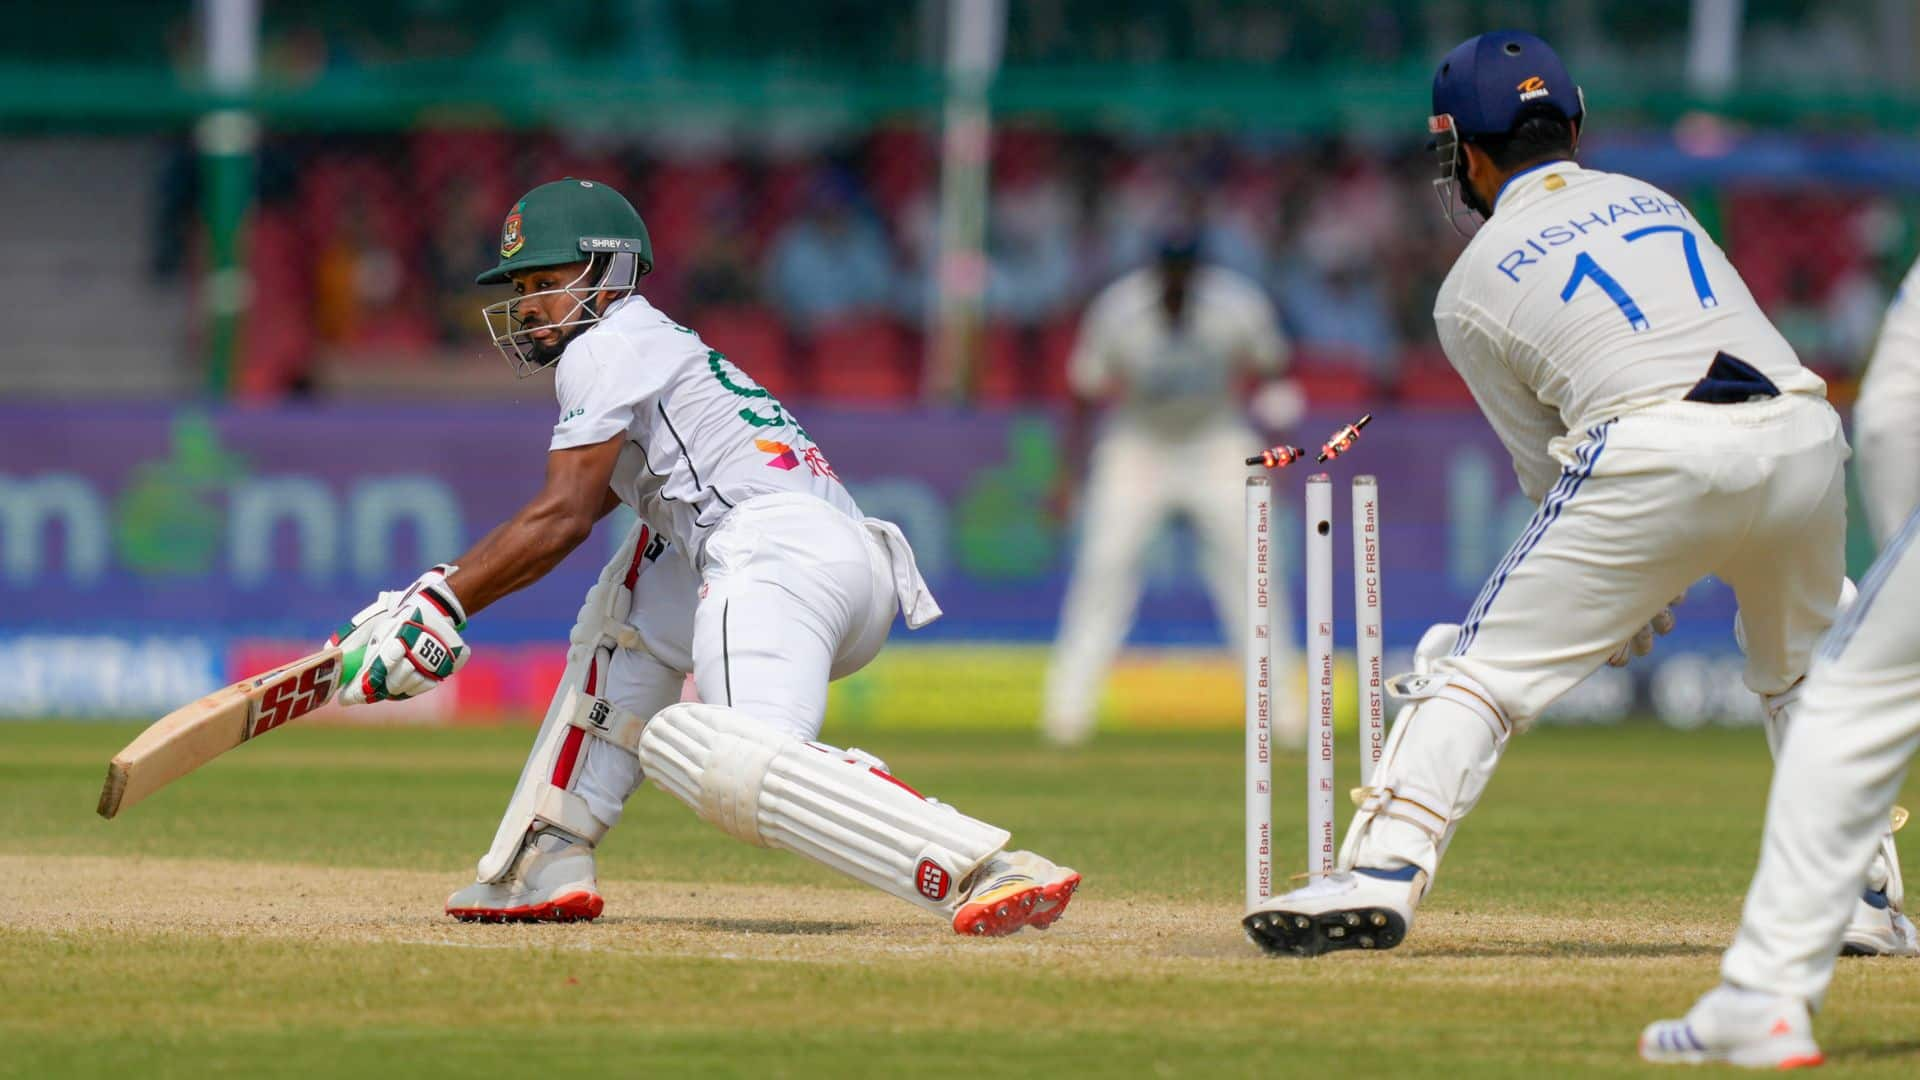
left=916, top=858, right=951, bottom=901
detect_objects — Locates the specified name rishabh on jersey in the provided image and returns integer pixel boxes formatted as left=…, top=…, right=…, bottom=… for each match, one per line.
left=1434, top=162, right=1825, bottom=498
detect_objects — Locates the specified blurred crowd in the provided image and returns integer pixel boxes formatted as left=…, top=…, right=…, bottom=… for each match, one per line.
left=40, top=0, right=1888, bottom=403
left=154, top=123, right=1905, bottom=405
left=157, top=127, right=1461, bottom=401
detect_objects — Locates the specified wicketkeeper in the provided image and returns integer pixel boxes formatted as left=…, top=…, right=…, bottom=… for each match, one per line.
left=1245, top=29, right=1910, bottom=961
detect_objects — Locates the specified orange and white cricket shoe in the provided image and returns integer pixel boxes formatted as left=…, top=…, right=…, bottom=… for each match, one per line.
left=952, top=850, right=1081, bottom=937
left=1640, top=984, right=1824, bottom=1069
left=446, top=826, right=604, bottom=923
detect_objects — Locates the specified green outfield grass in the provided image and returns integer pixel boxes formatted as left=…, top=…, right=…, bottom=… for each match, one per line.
left=4, top=720, right=1919, bottom=1078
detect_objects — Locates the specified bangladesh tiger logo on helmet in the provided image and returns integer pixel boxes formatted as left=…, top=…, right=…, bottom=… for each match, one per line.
left=500, top=205, right=524, bottom=258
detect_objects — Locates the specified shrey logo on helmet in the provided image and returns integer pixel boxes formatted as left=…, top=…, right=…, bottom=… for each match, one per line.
left=500, top=211, right=524, bottom=258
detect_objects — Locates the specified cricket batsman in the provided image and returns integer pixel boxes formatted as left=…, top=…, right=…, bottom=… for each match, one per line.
left=1245, top=30, right=1911, bottom=959
left=1044, top=234, right=1300, bottom=747
left=324, top=178, right=1080, bottom=937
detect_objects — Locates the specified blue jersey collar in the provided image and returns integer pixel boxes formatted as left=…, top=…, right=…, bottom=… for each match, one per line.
left=1492, top=160, right=1567, bottom=214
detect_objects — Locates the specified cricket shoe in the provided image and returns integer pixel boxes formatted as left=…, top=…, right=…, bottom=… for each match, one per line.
left=446, top=826, right=603, bottom=923
left=952, top=850, right=1081, bottom=937
left=1840, top=888, right=1920, bottom=957
left=1242, top=865, right=1422, bottom=957
left=1639, top=984, right=1823, bottom=1068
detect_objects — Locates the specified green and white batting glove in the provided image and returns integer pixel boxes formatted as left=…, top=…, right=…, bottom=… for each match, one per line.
left=329, top=564, right=471, bottom=706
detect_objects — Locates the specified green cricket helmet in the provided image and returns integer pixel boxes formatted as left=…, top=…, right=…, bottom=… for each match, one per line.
left=477, top=178, right=654, bottom=376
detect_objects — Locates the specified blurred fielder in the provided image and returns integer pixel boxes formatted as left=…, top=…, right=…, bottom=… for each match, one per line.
left=1852, top=256, right=1920, bottom=544
left=1044, top=235, right=1301, bottom=747
left=1640, top=512, right=1920, bottom=1067
left=1246, top=30, right=1911, bottom=960
left=326, top=178, right=1079, bottom=937
left=1638, top=259, right=1920, bottom=1068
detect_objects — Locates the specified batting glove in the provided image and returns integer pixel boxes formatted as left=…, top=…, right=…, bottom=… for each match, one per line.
left=331, top=565, right=471, bottom=705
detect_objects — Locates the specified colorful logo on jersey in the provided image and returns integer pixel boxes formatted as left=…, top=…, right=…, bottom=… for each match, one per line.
left=1517, top=75, right=1550, bottom=102
left=754, top=438, right=800, bottom=471
left=500, top=211, right=524, bottom=258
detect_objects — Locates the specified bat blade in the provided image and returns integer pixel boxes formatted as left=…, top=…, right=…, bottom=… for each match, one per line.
left=97, top=647, right=344, bottom=819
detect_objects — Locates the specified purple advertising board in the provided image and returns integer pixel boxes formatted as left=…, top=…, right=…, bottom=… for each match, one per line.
left=0, top=402, right=1754, bottom=643
left=1, top=402, right=1790, bottom=719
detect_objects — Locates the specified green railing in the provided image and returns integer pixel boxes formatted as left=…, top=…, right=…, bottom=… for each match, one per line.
left=7, top=60, right=1920, bottom=134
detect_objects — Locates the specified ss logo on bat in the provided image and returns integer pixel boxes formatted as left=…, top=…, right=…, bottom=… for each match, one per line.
left=249, top=661, right=339, bottom=738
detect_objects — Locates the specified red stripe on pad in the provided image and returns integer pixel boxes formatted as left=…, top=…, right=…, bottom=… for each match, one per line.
left=869, top=767, right=925, bottom=800
left=551, top=656, right=599, bottom=788
left=622, top=527, right=650, bottom=590
left=551, top=728, right=586, bottom=788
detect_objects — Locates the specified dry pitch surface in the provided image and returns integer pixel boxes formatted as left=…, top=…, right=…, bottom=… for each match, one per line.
left=4, top=722, right=1920, bottom=1078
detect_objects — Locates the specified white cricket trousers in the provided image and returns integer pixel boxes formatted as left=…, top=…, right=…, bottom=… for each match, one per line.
left=1354, top=394, right=1850, bottom=875
left=1722, top=509, right=1920, bottom=1003
left=572, top=494, right=911, bottom=827
left=1044, top=420, right=1299, bottom=740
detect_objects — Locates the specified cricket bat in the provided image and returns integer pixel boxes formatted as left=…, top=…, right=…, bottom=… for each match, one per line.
left=97, top=647, right=345, bottom=819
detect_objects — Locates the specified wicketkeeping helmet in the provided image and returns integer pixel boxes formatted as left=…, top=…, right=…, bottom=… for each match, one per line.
left=477, top=178, right=654, bottom=375
left=1427, top=30, right=1584, bottom=232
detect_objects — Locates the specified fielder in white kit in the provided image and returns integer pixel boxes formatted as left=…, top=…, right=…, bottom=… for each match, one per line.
left=1245, top=30, right=1911, bottom=958
left=1640, top=515, right=1920, bottom=1067
left=323, top=178, right=1080, bottom=937
left=1638, top=268, right=1920, bottom=1069
left=1045, top=235, right=1301, bottom=747
left=1853, top=256, right=1920, bottom=544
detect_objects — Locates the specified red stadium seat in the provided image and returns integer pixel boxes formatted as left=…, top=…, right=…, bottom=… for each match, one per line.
left=974, top=323, right=1027, bottom=403
left=866, top=127, right=933, bottom=217
left=696, top=305, right=796, bottom=400
left=1038, top=317, right=1078, bottom=400
left=237, top=208, right=316, bottom=397
left=1393, top=346, right=1475, bottom=406
left=1290, top=352, right=1377, bottom=406
left=975, top=322, right=1071, bottom=402
left=808, top=317, right=918, bottom=403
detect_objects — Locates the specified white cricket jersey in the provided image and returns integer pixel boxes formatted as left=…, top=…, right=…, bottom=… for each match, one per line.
left=1435, top=162, right=1826, bottom=500
left=1069, top=265, right=1286, bottom=437
left=1853, top=256, right=1920, bottom=542
left=1861, top=257, right=1920, bottom=403
left=549, top=295, right=862, bottom=566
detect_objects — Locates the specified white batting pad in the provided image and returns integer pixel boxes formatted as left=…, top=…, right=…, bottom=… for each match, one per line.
left=475, top=522, right=648, bottom=883
left=639, top=703, right=1009, bottom=913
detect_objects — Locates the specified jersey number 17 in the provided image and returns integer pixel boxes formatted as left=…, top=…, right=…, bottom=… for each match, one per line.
left=1559, top=225, right=1718, bottom=331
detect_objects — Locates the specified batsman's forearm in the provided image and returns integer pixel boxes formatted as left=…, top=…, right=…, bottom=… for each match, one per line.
left=445, top=510, right=595, bottom=617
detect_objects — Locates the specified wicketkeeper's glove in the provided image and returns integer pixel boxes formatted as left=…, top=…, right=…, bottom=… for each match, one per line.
left=330, top=564, right=471, bottom=705
left=1607, top=591, right=1684, bottom=668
